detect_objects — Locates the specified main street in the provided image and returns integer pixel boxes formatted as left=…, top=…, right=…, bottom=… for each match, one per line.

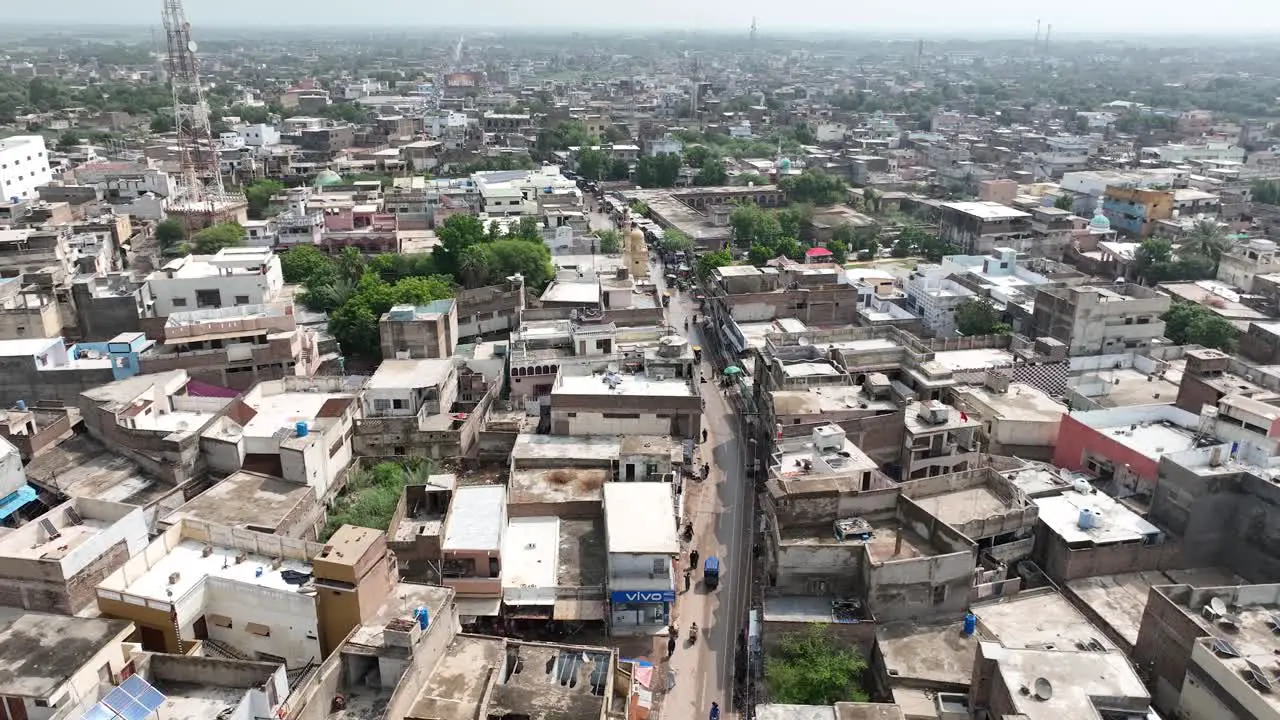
left=652, top=259, right=756, bottom=720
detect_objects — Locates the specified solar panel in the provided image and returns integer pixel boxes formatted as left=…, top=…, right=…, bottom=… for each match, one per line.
left=116, top=700, right=151, bottom=720
left=1268, top=613, right=1280, bottom=632
left=117, top=673, right=166, bottom=714
left=80, top=703, right=117, bottom=720
left=1212, top=637, right=1241, bottom=658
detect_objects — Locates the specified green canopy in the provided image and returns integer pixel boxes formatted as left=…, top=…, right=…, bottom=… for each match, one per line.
left=723, top=366, right=743, bottom=376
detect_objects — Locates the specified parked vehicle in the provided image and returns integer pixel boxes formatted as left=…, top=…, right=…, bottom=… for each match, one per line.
left=703, top=556, right=721, bottom=590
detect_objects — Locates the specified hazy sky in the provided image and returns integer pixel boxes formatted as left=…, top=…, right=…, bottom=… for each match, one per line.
left=9, top=0, right=1280, bottom=36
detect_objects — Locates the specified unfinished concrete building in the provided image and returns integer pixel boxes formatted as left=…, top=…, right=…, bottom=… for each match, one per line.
left=1031, top=282, right=1170, bottom=356
left=379, top=300, right=458, bottom=360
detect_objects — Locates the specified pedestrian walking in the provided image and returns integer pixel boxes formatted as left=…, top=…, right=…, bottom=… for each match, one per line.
left=667, top=636, right=677, bottom=658
left=690, top=549, right=700, bottom=567
left=684, top=568, right=692, bottom=591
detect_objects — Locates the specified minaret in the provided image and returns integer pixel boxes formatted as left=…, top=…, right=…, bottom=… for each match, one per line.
left=626, top=222, right=649, bottom=280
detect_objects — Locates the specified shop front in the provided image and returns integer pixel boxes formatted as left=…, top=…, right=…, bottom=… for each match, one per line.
left=609, top=589, right=676, bottom=635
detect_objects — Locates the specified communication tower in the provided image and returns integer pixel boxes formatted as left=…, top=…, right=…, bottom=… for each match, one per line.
left=162, top=0, right=245, bottom=229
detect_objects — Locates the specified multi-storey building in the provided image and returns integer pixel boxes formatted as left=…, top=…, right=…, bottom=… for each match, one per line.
left=146, top=247, right=284, bottom=317
left=0, top=135, right=52, bottom=201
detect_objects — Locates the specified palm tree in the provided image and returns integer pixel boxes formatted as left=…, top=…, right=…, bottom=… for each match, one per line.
left=458, top=245, right=491, bottom=289
left=1184, top=219, right=1232, bottom=267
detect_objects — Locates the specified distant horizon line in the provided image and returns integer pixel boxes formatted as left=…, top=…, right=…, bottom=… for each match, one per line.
left=4, top=20, right=1279, bottom=40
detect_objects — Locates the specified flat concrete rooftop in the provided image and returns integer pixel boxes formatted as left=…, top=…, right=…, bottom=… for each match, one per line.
left=100, top=538, right=312, bottom=602
left=910, top=486, right=1015, bottom=531
left=0, top=612, right=132, bottom=698
left=25, top=433, right=167, bottom=506
left=346, top=583, right=453, bottom=651
left=162, top=470, right=313, bottom=533
left=554, top=373, right=694, bottom=398
left=1065, top=567, right=1244, bottom=649
left=508, top=468, right=607, bottom=507
left=781, top=519, right=938, bottom=562
left=152, top=681, right=250, bottom=720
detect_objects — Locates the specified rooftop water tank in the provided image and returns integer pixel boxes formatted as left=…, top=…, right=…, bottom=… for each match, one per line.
left=295, top=421, right=309, bottom=438
left=1078, top=507, right=1095, bottom=530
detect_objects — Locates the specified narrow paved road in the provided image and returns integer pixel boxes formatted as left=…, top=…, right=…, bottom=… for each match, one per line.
left=653, top=262, right=755, bottom=720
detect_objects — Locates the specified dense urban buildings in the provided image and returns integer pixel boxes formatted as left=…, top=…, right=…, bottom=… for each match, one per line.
left=6, top=10, right=1280, bottom=720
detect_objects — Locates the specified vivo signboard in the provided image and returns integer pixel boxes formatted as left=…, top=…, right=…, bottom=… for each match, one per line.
left=611, top=590, right=676, bottom=603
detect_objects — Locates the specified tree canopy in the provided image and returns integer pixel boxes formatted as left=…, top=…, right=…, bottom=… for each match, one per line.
left=1132, top=238, right=1216, bottom=284
left=765, top=625, right=870, bottom=706
left=596, top=229, right=623, bottom=254
left=696, top=249, right=733, bottom=279
left=779, top=170, right=847, bottom=205
left=1162, top=302, right=1239, bottom=351
left=244, top=179, right=284, bottom=220
left=190, top=222, right=245, bottom=254
left=955, top=298, right=1011, bottom=336
left=635, top=153, right=681, bottom=189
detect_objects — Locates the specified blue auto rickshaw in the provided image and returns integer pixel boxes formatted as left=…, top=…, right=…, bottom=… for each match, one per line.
left=703, top=556, right=721, bottom=590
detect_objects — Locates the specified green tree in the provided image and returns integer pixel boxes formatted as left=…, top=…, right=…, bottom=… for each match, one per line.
left=149, top=114, right=174, bottom=133
left=481, top=239, right=554, bottom=290
left=828, top=240, right=848, bottom=265
left=512, top=216, right=543, bottom=242
left=765, top=625, right=869, bottom=705
left=776, top=205, right=811, bottom=241
left=596, top=229, right=623, bottom=254
left=735, top=172, right=768, bottom=186
left=1183, top=219, right=1232, bottom=267
left=630, top=200, right=650, bottom=216
left=537, top=120, right=595, bottom=154
left=56, top=131, right=80, bottom=152
left=244, top=179, right=284, bottom=220
left=1054, top=193, right=1075, bottom=211
left=1162, top=302, right=1239, bottom=350
left=487, top=220, right=504, bottom=242
left=955, top=298, right=1009, bottom=336
left=329, top=272, right=455, bottom=357
left=635, top=153, right=681, bottom=188
left=576, top=147, right=609, bottom=181
left=280, top=244, right=333, bottom=284
left=608, top=158, right=631, bottom=181
left=729, top=204, right=782, bottom=247
left=695, top=157, right=728, bottom=186
left=190, top=222, right=245, bottom=254
left=660, top=228, right=694, bottom=253
left=433, top=214, right=488, bottom=279
left=335, top=246, right=367, bottom=284
left=748, top=244, right=776, bottom=266
left=685, top=145, right=713, bottom=169
left=861, top=188, right=881, bottom=214
left=696, top=249, right=733, bottom=279
left=779, top=169, right=847, bottom=205
left=154, top=218, right=186, bottom=250
left=457, top=245, right=491, bottom=288
left=1253, top=180, right=1280, bottom=206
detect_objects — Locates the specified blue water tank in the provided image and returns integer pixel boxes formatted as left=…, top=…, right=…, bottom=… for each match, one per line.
left=295, top=421, right=309, bottom=438
left=414, top=607, right=430, bottom=630
left=1078, top=507, right=1094, bottom=530
left=15, top=400, right=25, bottom=411
left=962, top=612, right=977, bottom=636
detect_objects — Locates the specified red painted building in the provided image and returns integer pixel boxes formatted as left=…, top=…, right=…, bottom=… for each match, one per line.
left=1052, top=405, right=1202, bottom=494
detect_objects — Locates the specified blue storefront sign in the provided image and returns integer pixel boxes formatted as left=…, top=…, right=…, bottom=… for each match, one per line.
left=610, top=590, right=676, bottom=603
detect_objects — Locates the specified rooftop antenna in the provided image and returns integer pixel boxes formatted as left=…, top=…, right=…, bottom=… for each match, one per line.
left=750, top=16, right=758, bottom=43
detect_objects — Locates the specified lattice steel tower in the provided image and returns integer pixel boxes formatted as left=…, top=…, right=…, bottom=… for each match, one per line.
left=162, top=0, right=227, bottom=208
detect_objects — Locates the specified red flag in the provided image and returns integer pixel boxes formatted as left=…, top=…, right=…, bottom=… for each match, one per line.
left=960, top=411, right=969, bottom=422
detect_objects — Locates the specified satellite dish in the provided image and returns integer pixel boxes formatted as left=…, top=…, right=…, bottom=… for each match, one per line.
left=187, top=40, right=199, bottom=53
left=1210, top=597, right=1228, bottom=616
left=1032, top=677, right=1053, bottom=701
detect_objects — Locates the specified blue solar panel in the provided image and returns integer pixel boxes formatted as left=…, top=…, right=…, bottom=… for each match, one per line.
left=116, top=699, right=150, bottom=720
left=102, top=687, right=134, bottom=712
left=116, top=674, right=166, bottom=714
left=119, top=676, right=148, bottom=697
left=80, top=703, right=117, bottom=720
left=138, top=687, right=165, bottom=711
